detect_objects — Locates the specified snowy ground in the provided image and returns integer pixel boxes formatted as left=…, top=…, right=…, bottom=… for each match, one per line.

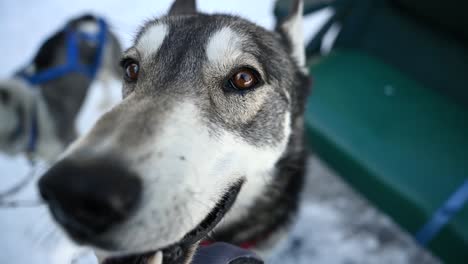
left=0, top=1, right=439, bottom=263
left=269, top=157, right=439, bottom=264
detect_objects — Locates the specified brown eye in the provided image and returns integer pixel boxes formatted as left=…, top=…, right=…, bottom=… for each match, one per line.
left=124, top=61, right=139, bottom=82
left=230, top=68, right=259, bottom=90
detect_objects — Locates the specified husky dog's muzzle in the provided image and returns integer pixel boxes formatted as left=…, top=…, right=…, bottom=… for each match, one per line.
left=39, top=154, right=244, bottom=263
left=38, top=158, right=142, bottom=245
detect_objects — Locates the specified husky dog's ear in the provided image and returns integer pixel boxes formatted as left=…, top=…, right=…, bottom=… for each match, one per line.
left=168, top=0, right=197, bottom=16
left=277, top=0, right=305, bottom=70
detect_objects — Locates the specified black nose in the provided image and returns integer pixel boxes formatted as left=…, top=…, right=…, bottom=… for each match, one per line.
left=38, top=158, right=142, bottom=241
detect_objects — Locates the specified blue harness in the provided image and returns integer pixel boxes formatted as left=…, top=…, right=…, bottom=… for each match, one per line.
left=17, top=18, right=108, bottom=156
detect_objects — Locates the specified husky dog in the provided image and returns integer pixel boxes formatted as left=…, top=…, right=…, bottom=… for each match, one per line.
left=0, top=14, right=122, bottom=161
left=38, top=1, right=310, bottom=263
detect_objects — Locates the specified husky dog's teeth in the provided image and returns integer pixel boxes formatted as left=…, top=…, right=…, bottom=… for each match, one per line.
left=149, top=251, right=163, bottom=264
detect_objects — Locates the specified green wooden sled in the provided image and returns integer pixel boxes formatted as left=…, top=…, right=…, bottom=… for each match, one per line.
left=276, top=0, right=468, bottom=263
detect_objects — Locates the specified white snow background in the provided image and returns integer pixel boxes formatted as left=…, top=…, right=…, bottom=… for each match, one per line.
left=0, top=1, right=438, bottom=264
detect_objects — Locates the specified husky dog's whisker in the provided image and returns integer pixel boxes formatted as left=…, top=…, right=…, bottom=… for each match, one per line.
left=0, top=199, right=44, bottom=208
left=35, top=224, right=59, bottom=248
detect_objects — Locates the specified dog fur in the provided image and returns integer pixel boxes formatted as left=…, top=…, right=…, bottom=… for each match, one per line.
left=39, top=1, right=311, bottom=263
left=0, top=14, right=122, bottom=161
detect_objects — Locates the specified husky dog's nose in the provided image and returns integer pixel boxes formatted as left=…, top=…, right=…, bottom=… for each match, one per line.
left=38, top=158, right=142, bottom=241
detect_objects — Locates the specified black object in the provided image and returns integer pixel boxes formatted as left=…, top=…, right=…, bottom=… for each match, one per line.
left=38, top=158, right=142, bottom=242
left=192, top=243, right=263, bottom=264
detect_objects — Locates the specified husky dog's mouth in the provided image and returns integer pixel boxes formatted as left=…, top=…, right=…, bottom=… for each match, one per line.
left=103, top=180, right=244, bottom=264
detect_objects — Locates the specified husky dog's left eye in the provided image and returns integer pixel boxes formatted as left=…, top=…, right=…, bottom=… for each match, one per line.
left=121, top=59, right=140, bottom=82
left=229, top=68, right=260, bottom=90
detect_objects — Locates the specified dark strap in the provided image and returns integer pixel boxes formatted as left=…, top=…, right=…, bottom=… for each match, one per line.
left=192, top=242, right=263, bottom=264
left=26, top=101, right=39, bottom=155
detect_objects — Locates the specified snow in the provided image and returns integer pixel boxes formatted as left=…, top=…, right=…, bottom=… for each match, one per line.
left=269, top=157, right=439, bottom=264
left=0, top=1, right=438, bottom=264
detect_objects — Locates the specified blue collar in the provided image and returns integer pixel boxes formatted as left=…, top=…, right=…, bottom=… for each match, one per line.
left=16, top=18, right=108, bottom=156
left=19, top=18, right=108, bottom=84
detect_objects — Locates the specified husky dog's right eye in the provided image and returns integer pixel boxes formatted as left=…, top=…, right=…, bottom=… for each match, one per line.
left=228, top=68, right=260, bottom=91
left=122, top=59, right=140, bottom=82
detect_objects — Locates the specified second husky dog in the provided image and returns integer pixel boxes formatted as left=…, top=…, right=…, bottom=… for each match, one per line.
left=39, top=1, right=310, bottom=263
left=0, top=14, right=122, bottom=161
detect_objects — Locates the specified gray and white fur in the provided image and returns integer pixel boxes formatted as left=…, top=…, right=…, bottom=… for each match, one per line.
left=0, top=14, right=122, bottom=161
left=38, top=1, right=310, bottom=264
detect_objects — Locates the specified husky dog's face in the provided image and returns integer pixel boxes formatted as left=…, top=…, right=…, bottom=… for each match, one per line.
left=0, top=79, right=33, bottom=154
left=39, top=0, right=307, bottom=263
